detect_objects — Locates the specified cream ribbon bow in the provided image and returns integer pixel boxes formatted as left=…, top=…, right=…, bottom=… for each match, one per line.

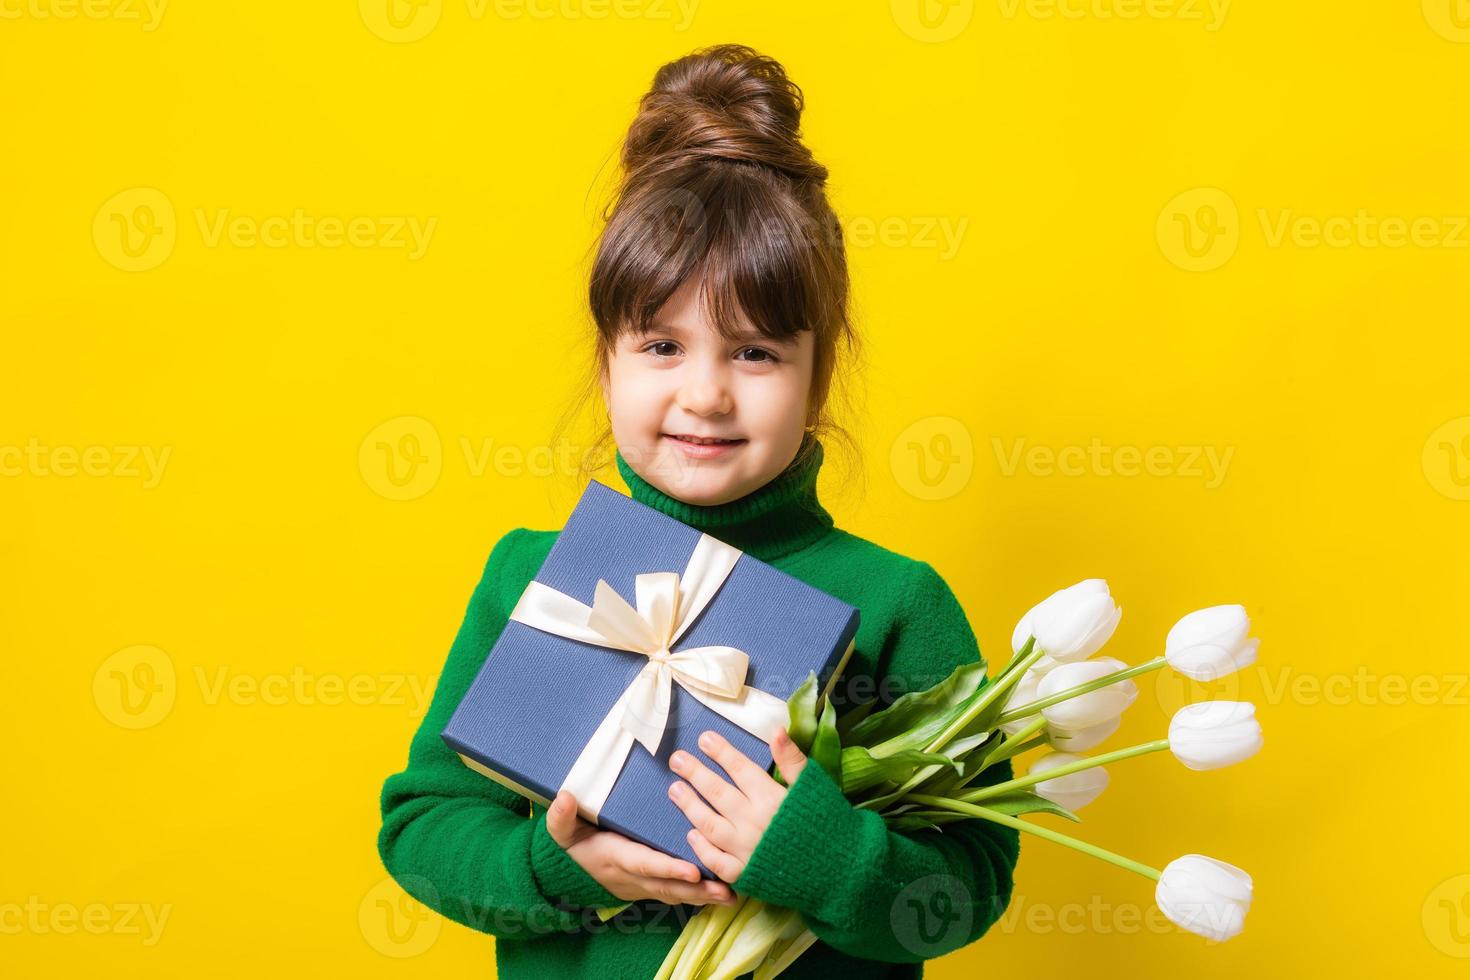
left=507, top=533, right=789, bottom=822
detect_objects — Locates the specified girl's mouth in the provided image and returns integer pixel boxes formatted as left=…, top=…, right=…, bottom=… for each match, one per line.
left=663, top=434, right=747, bottom=458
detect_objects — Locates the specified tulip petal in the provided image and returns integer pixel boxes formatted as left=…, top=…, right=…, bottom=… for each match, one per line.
left=1156, top=854, right=1253, bottom=941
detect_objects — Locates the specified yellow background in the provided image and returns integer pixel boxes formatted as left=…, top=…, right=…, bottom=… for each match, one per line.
left=3, top=1, right=1468, bottom=975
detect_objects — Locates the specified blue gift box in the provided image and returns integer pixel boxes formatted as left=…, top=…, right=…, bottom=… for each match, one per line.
left=442, top=478, right=859, bottom=880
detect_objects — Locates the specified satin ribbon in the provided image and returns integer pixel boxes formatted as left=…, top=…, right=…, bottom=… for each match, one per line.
left=507, top=533, right=790, bottom=822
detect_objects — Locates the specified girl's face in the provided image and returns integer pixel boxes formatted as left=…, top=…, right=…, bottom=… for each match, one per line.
left=602, top=274, right=815, bottom=506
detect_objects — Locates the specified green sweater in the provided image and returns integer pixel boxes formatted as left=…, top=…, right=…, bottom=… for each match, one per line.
left=377, top=437, right=1021, bottom=978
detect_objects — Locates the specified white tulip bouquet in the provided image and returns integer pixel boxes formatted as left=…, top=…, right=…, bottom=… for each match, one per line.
left=648, top=579, right=1263, bottom=979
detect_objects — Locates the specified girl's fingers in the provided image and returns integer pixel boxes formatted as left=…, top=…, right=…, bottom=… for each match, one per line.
left=769, top=727, right=808, bottom=785
left=605, top=835, right=703, bottom=883
left=667, top=778, right=737, bottom=851
left=696, top=730, right=771, bottom=799
left=639, top=875, right=736, bottom=907
left=671, top=750, right=747, bottom=820
left=685, top=828, right=745, bottom=884
left=545, top=791, right=575, bottom=847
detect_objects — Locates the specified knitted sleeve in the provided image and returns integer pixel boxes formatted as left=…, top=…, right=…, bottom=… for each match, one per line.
left=731, top=559, right=1022, bottom=963
left=377, top=528, right=624, bottom=940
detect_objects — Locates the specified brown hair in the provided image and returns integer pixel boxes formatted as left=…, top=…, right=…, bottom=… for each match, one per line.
left=551, top=43, right=866, bottom=502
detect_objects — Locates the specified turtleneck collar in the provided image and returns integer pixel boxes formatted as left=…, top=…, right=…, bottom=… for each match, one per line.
left=613, top=434, right=836, bottom=563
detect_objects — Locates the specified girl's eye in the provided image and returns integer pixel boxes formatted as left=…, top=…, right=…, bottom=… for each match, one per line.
left=639, top=342, right=779, bottom=364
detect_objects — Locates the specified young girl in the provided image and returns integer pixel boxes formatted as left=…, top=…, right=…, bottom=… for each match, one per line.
left=379, top=44, right=1020, bottom=979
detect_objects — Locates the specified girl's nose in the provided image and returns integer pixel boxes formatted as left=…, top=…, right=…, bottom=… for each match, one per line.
left=676, top=375, right=734, bottom=417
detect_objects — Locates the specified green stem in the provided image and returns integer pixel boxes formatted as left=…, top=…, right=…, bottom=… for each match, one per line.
left=856, top=642, right=1044, bottom=813
left=960, top=739, right=1170, bottom=802
left=983, top=716, right=1048, bottom=766
left=995, top=656, right=1166, bottom=727
left=855, top=643, right=1048, bottom=811
left=906, top=794, right=1161, bottom=881
left=947, top=717, right=1049, bottom=794
left=926, top=642, right=1047, bottom=754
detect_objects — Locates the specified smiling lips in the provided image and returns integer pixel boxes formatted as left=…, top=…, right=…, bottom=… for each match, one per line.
left=664, top=433, right=746, bottom=457
left=665, top=434, right=745, bottom=445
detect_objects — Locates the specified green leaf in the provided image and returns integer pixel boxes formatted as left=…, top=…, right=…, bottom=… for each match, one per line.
left=784, top=672, right=820, bottom=755
left=913, top=730, right=1002, bottom=798
left=950, top=693, right=1014, bottom=745
left=882, top=807, right=972, bottom=830
left=992, top=636, right=1036, bottom=686
left=835, top=697, right=877, bottom=740
left=884, top=814, right=944, bottom=832
left=846, top=659, right=989, bottom=748
left=839, top=745, right=963, bottom=795
left=809, top=695, right=843, bottom=785
left=595, top=901, right=633, bottom=922
left=969, top=790, right=1081, bottom=823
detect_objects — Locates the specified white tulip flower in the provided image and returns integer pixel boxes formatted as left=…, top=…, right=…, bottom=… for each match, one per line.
left=1046, top=714, right=1121, bottom=752
left=1011, top=579, right=1122, bottom=663
left=1037, top=656, right=1138, bottom=730
left=1029, top=751, right=1109, bottom=810
left=1155, top=854, right=1253, bottom=941
left=1165, top=604, right=1259, bottom=681
left=1168, top=701, right=1263, bottom=771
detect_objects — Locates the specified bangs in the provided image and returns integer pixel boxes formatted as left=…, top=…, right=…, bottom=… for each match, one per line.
left=589, top=163, right=834, bottom=347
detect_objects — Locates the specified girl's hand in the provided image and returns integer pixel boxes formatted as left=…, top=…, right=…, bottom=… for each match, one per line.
left=666, top=726, right=809, bottom=884
left=544, top=790, right=739, bottom=908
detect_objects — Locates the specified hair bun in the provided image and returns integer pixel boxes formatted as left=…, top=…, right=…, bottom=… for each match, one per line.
left=623, top=43, right=828, bottom=185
